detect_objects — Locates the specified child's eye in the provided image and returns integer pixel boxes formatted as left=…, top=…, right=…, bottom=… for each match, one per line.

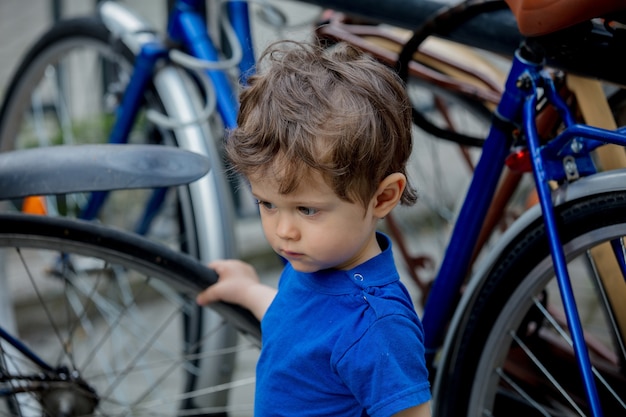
left=298, top=206, right=318, bottom=216
left=256, top=200, right=275, bottom=210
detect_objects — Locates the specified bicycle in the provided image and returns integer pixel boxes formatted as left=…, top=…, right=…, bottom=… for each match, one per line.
left=397, top=1, right=626, bottom=415
left=308, top=0, right=626, bottom=415
left=0, top=2, right=341, bottom=415
left=0, top=143, right=263, bottom=417
left=313, top=5, right=626, bottom=307
left=0, top=0, right=243, bottom=257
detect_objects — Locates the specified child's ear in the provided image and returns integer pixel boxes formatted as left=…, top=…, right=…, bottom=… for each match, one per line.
left=372, top=173, right=406, bottom=218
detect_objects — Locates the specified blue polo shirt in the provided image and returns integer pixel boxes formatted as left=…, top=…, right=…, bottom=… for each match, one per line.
left=255, top=233, right=431, bottom=416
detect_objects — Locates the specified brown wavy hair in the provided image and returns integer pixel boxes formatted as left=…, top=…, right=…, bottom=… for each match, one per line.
left=226, top=40, right=417, bottom=208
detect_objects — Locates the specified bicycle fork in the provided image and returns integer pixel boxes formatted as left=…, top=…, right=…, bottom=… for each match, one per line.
left=500, top=44, right=626, bottom=417
left=519, top=56, right=604, bottom=416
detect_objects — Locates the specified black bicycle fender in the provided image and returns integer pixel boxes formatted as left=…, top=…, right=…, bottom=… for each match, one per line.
left=0, top=144, right=210, bottom=200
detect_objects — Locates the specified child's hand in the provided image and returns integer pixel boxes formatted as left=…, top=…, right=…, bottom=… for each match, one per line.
left=196, top=259, right=277, bottom=320
left=196, top=259, right=259, bottom=305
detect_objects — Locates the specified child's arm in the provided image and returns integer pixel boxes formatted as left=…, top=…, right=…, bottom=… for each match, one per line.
left=392, top=402, right=431, bottom=417
left=196, top=259, right=277, bottom=321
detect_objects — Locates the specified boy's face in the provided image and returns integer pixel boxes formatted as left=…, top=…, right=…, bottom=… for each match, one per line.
left=249, top=169, right=381, bottom=272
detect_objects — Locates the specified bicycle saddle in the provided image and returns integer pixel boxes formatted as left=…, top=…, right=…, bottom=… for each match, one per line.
left=505, top=0, right=626, bottom=36
left=0, top=144, right=210, bottom=200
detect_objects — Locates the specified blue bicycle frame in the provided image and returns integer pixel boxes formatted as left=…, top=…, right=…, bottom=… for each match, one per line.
left=80, top=0, right=255, bottom=233
left=423, top=43, right=626, bottom=417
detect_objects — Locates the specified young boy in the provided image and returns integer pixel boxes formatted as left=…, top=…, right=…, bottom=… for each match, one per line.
left=196, top=40, right=431, bottom=417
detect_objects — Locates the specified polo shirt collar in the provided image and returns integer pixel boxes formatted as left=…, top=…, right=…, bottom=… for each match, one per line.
left=296, top=233, right=399, bottom=294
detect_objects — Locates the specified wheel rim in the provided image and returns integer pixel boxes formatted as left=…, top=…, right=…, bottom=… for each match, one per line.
left=469, top=224, right=626, bottom=415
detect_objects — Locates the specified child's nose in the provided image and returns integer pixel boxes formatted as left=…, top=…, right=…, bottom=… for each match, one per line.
left=275, top=213, right=299, bottom=240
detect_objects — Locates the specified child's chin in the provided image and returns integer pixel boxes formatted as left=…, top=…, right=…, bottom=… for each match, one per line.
left=289, top=262, right=322, bottom=273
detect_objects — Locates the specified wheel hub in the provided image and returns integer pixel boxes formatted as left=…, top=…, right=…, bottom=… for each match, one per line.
left=38, top=374, right=99, bottom=417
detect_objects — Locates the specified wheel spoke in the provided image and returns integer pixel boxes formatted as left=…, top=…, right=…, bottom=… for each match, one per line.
left=511, top=331, right=585, bottom=415
left=495, top=367, right=552, bottom=416
left=533, top=296, right=626, bottom=410
left=586, top=248, right=626, bottom=366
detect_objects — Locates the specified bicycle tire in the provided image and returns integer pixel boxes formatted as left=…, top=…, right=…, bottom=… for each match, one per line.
left=0, top=15, right=241, bottom=415
left=0, top=213, right=260, bottom=417
left=396, top=0, right=508, bottom=147
left=435, top=190, right=626, bottom=416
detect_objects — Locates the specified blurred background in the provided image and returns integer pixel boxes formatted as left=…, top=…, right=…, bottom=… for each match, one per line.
left=0, top=0, right=323, bottom=99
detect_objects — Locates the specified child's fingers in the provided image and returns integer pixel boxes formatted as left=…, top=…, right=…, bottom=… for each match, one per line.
left=196, top=286, right=219, bottom=306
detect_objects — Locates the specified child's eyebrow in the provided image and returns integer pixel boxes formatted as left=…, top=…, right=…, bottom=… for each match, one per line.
left=253, top=192, right=329, bottom=207
left=288, top=197, right=334, bottom=208
left=250, top=191, right=266, bottom=201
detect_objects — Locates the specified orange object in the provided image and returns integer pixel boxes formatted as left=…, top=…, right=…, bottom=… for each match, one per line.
left=22, top=196, right=48, bottom=215
left=505, top=0, right=624, bottom=37
left=525, top=188, right=539, bottom=208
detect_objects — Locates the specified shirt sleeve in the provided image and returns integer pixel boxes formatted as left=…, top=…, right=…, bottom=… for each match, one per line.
left=335, top=314, right=431, bottom=417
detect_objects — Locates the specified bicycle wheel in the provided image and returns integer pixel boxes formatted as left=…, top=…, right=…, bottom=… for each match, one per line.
left=0, top=16, right=241, bottom=415
left=0, top=213, right=259, bottom=417
left=435, top=190, right=626, bottom=416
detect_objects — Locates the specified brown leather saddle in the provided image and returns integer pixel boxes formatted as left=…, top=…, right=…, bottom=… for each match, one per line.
left=506, top=0, right=626, bottom=36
